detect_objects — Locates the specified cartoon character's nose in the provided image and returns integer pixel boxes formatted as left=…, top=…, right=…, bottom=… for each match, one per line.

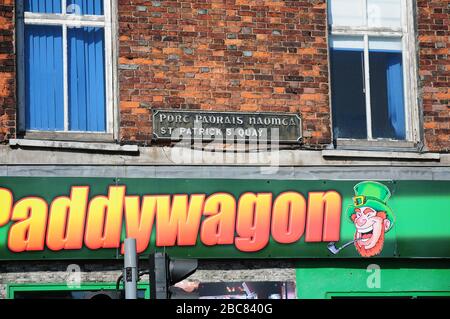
left=356, top=216, right=367, bottom=227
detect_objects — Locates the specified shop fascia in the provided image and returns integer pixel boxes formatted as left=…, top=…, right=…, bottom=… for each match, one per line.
left=0, top=186, right=341, bottom=254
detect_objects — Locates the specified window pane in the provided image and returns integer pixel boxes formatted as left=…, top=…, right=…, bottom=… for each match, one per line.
left=25, top=25, right=64, bottom=131
left=330, top=35, right=364, bottom=50
left=67, top=0, right=104, bottom=15
left=25, top=0, right=62, bottom=13
left=68, top=27, right=106, bottom=132
left=369, top=41, right=406, bottom=140
left=328, top=0, right=365, bottom=27
left=330, top=47, right=367, bottom=139
left=367, top=0, right=402, bottom=28
left=369, top=37, right=403, bottom=51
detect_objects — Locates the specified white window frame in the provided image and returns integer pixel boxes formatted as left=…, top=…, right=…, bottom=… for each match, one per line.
left=328, top=0, right=420, bottom=144
left=16, top=0, right=118, bottom=139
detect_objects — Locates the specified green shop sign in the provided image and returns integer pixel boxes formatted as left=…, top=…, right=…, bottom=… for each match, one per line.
left=0, top=177, right=449, bottom=260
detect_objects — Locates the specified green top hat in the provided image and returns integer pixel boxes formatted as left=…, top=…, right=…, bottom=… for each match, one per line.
left=346, top=181, right=395, bottom=231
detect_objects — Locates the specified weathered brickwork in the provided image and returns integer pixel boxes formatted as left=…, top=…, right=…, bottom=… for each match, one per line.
left=418, top=0, right=450, bottom=152
left=118, top=0, right=331, bottom=147
left=0, top=0, right=448, bottom=151
left=0, top=0, right=15, bottom=143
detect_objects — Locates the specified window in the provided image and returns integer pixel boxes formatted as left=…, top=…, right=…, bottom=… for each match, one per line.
left=328, top=0, right=418, bottom=143
left=17, top=0, right=114, bottom=135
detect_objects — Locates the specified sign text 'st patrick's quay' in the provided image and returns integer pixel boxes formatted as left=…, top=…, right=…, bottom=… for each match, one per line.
left=152, top=110, right=302, bottom=142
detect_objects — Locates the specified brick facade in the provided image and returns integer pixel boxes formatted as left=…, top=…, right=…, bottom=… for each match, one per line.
left=118, top=0, right=330, bottom=147
left=0, top=0, right=448, bottom=151
left=418, top=0, right=450, bottom=152
left=0, top=0, right=15, bottom=143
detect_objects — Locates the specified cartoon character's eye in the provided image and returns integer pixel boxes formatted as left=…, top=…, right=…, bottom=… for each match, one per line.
left=365, top=208, right=376, bottom=217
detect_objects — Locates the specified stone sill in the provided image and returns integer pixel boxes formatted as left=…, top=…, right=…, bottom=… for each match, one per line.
left=322, top=149, right=441, bottom=161
left=9, top=139, right=139, bottom=154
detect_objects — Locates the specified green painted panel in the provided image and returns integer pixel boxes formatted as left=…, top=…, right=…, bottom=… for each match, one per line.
left=296, top=260, right=450, bottom=299
left=0, top=177, right=449, bottom=260
left=7, top=282, right=150, bottom=299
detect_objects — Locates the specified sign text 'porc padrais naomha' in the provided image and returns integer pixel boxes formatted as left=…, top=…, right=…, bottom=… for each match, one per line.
left=0, top=186, right=342, bottom=254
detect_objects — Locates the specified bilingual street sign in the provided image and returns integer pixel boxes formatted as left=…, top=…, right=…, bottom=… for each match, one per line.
left=152, top=109, right=302, bottom=143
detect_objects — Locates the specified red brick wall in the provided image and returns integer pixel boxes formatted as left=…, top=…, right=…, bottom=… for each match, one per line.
left=1, top=0, right=448, bottom=152
left=418, top=0, right=450, bottom=152
left=0, top=0, right=15, bottom=143
left=118, top=0, right=331, bottom=147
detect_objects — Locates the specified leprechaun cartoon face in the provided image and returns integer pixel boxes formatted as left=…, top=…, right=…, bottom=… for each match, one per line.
left=347, top=182, right=395, bottom=258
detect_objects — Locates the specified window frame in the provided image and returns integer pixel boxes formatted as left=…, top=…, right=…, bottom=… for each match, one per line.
left=328, top=0, right=420, bottom=145
left=16, top=0, right=118, bottom=140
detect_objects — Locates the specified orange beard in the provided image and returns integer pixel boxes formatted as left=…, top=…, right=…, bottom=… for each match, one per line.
left=354, top=230, right=386, bottom=258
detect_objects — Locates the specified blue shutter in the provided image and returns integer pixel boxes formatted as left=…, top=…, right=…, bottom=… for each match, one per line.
left=25, top=0, right=104, bottom=15
left=25, top=25, right=64, bottom=131
left=68, top=27, right=106, bottom=132
left=386, top=54, right=406, bottom=140
left=25, top=0, right=62, bottom=13
left=67, top=0, right=104, bottom=15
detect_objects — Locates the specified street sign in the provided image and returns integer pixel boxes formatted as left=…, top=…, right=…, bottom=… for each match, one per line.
left=152, top=109, right=302, bottom=143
